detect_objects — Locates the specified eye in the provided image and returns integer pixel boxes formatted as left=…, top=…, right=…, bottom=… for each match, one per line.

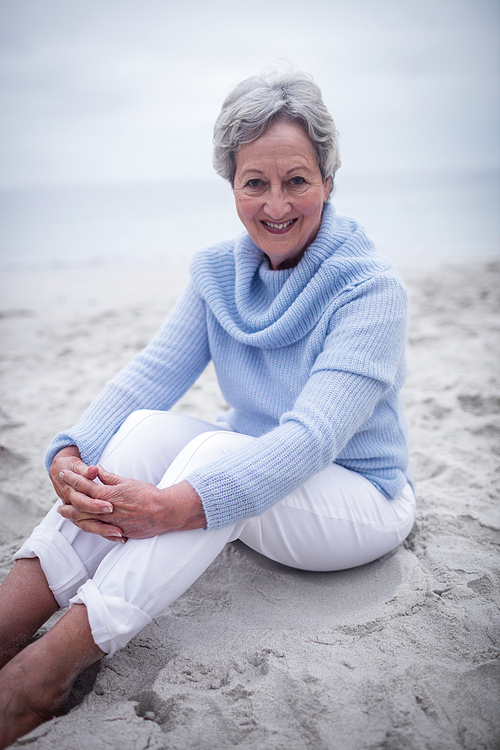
left=289, top=176, right=305, bottom=186
left=247, top=178, right=262, bottom=188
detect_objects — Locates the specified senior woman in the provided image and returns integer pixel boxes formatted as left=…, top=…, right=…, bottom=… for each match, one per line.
left=0, top=70, right=415, bottom=746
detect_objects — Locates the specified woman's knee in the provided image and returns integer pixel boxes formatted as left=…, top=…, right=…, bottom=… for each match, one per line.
left=158, top=431, right=255, bottom=487
left=118, top=409, right=158, bottom=430
left=99, top=412, right=228, bottom=484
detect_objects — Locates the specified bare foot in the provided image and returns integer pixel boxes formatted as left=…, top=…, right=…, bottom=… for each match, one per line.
left=0, top=643, right=70, bottom=748
left=0, top=605, right=103, bottom=749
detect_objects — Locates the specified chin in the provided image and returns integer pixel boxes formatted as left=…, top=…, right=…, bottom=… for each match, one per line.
left=266, top=248, right=306, bottom=270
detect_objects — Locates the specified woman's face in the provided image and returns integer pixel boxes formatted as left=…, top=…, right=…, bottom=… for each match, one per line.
left=233, top=119, right=330, bottom=270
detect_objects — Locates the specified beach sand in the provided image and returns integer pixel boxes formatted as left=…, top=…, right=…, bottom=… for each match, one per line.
left=0, top=259, right=499, bottom=749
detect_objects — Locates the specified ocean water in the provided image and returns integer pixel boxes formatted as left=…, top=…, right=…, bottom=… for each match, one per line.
left=0, top=170, right=498, bottom=272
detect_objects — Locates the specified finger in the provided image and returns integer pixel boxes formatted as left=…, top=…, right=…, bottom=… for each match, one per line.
left=59, top=471, right=114, bottom=513
left=50, top=453, right=91, bottom=502
left=96, top=465, right=123, bottom=486
left=65, top=492, right=113, bottom=516
left=59, top=455, right=91, bottom=478
left=103, top=535, right=127, bottom=543
left=51, top=474, right=75, bottom=504
left=59, top=483, right=114, bottom=516
left=76, top=518, right=126, bottom=541
left=69, top=457, right=91, bottom=476
left=85, top=465, right=99, bottom=481
left=57, top=503, right=105, bottom=524
left=57, top=504, right=124, bottom=536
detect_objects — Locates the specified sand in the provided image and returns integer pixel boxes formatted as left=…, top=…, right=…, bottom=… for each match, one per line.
left=0, top=258, right=499, bottom=750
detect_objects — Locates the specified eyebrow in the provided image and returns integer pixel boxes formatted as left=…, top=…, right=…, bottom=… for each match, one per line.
left=239, top=165, right=314, bottom=179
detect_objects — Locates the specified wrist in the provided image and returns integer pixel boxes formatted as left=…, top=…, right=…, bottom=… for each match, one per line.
left=55, top=445, right=81, bottom=461
left=157, top=481, right=207, bottom=532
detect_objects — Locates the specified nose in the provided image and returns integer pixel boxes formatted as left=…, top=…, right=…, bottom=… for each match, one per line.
left=264, top=186, right=291, bottom=220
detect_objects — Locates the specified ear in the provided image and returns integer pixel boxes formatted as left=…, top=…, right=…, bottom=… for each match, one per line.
left=323, top=176, right=331, bottom=202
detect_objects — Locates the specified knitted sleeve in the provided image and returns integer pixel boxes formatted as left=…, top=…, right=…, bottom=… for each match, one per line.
left=186, top=275, right=408, bottom=528
left=45, top=283, right=211, bottom=469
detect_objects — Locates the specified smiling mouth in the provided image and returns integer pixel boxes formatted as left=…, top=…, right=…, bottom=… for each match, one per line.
left=261, top=219, right=297, bottom=231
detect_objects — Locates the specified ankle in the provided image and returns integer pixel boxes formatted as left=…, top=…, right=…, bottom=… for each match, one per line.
left=0, top=648, right=74, bottom=749
left=0, top=634, right=31, bottom=670
left=0, top=603, right=103, bottom=747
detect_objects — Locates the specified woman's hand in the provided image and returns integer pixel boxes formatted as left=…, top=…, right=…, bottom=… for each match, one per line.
left=56, top=464, right=207, bottom=541
left=49, top=446, right=103, bottom=507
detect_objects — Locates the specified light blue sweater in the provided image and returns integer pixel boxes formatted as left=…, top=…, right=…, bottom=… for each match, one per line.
left=46, top=204, right=412, bottom=529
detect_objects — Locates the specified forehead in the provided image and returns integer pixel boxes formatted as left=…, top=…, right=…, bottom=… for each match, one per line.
left=235, top=120, right=319, bottom=173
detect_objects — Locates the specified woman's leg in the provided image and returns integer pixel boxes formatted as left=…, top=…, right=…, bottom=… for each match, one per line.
left=238, top=462, right=416, bottom=571
left=0, top=604, right=102, bottom=750
left=68, top=428, right=254, bottom=657
left=96, top=409, right=234, bottom=484
left=0, top=412, right=234, bottom=746
left=64, top=428, right=414, bottom=658
left=2, top=412, right=230, bottom=663
left=0, top=559, right=58, bottom=670
left=4, top=413, right=235, bottom=650
left=10, top=411, right=232, bottom=613
left=9, top=416, right=414, bottom=655
left=1, top=414, right=415, bottom=744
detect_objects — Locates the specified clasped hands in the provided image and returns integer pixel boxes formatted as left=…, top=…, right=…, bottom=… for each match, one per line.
left=50, top=446, right=207, bottom=542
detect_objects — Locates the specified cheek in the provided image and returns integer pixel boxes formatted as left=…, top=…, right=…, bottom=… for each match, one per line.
left=300, top=193, right=325, bottom=219
left=235, top=195, right=259, bottom=222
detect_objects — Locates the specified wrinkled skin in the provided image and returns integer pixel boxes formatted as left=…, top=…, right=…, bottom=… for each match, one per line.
left=51, top=446, right=206, bottom=541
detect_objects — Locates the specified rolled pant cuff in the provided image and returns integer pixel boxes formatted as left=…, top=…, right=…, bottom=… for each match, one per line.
left=70, top=579, right=152, bottom=657
left=14, top=526, right=90, bottom=608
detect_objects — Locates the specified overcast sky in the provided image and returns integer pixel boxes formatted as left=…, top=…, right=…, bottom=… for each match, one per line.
left=0, top=0, right=499, bottom=188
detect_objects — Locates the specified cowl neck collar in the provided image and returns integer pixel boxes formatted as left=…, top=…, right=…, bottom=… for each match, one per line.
left=190, top=203, right=390, bottom=348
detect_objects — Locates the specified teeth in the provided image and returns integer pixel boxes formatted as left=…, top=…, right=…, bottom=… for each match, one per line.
left=263, top=220, right=294, bottom=230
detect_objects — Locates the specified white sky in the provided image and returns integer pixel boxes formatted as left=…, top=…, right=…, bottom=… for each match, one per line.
left=0, top=0, right=499, bottom=188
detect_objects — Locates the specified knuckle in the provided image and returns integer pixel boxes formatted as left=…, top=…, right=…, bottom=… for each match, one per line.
left=73, top=499, right=86, bottom=513
left=70, top=473, right=82, bottom=487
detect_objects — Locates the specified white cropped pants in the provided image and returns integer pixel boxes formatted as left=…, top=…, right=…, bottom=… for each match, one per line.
left=15, top=411, right=416, bottom=657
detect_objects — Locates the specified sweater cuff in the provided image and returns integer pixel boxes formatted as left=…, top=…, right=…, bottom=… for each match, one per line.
left=187, top=471, right=256, bottom=530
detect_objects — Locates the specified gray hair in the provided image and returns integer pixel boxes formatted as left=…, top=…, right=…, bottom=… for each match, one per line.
left=213, top=70, right=340, bottom=198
